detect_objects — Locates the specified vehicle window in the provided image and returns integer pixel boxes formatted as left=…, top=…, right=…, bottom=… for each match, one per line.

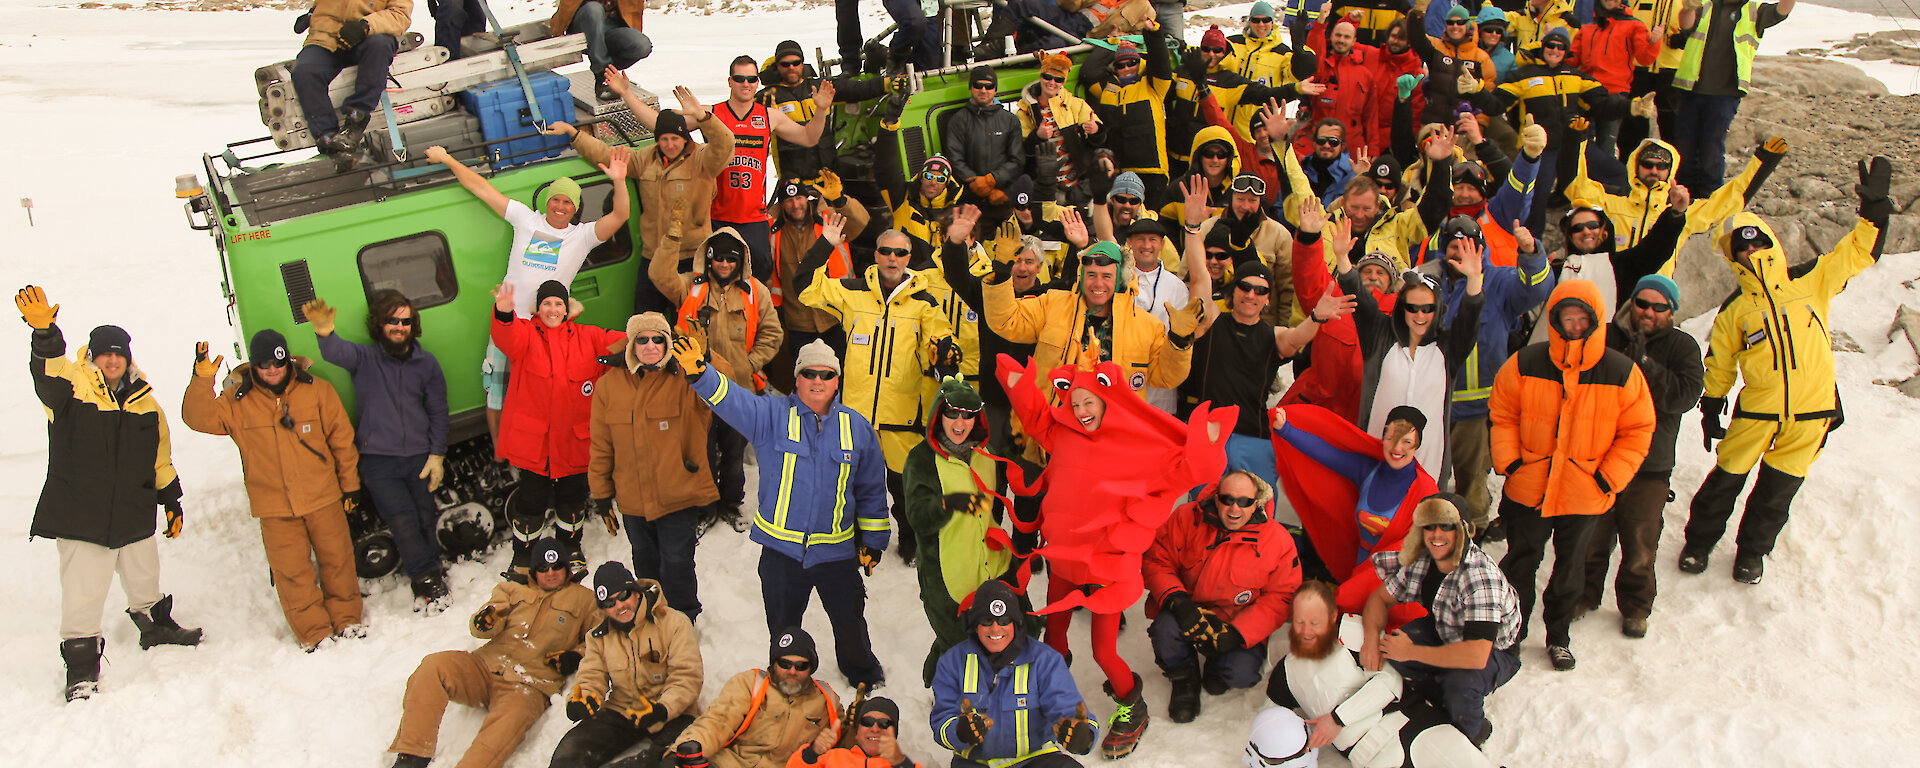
left=358, top=232, right=458, bottom=308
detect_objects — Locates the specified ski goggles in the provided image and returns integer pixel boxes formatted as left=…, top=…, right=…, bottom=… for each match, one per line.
left=1230, top=175, right=1268, bottom=196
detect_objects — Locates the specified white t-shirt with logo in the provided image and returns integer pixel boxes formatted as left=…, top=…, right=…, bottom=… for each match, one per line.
left=503, top=200, right=605, bottom=317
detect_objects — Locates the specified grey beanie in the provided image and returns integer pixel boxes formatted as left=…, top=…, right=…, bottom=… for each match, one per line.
left=793, top=339, right=842, bottom=377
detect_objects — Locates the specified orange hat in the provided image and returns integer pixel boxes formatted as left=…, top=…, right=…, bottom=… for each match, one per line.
left=1042, top=52, right=1073, bottom=77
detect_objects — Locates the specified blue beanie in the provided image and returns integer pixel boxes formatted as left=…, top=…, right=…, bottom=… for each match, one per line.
left=1110, top=172, right=1146, bottom=201
left=1633, top=274, right=1681, bottom=310
left=1250, top=1, right=1276, bottom=17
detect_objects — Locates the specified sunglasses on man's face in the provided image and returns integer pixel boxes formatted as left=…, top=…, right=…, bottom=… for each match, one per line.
left=729, top=74, right=757, bottom=83
left=1633, top=297, right=1673, bottom=313
left=1543, top=42, right=1568, bottom=51
left=1199, top=150, right=1233, bottom=160
left=972, top=82, right=996, bottom=90
left=1040, top=73, right=1065, bottom=83
left=1084, top=254, right=1123, bottom=268
left=531, top=561, right=568, bottom=575
left=1248, top=15, right=1273, bottom=23
left=1109, top=195, right=1142, bottom=206
left=1402, top=303, right=1437, bottom=314
left=1568, top=219, right=1607, bottom=233
left=858, top=716, right=896, bottom=729
left=1236, top=282, right=1271, bottom=296
left=384, top=316, right=414, bottom=327
left=1217, top=493, right=1258, bottom=508
left=979, top=614, right=1017, bottom=626
left=709, top=253, right=741, bottom=264
left=257, top=358, right=289, bottom=370
left=1315, top=136, right=1343, bottom=147
left=922, top=172, right=948, bottom=183
left=1422, top=523, right=1458, bottom=532
left=1639, top=159, right=1671, bottom=170
left=774, top=658, right=813, bottom=671
left=876, top=246, right=911, bottom=258
left=1445, top=18, right=1471, bottom=25
left=635, top=335, right=669, bottom=346
left=798, top=368, right=840, bottom=381
left=596, top=589, right=633, bottom=609
left=778, top=59, right=804, bottom=68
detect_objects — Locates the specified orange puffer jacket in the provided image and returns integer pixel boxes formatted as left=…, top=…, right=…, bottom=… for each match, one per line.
left=1489, top=279, right=1655, bottom=518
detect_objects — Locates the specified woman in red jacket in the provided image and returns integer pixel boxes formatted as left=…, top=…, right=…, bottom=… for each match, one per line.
left=1143, top=470, right=1303, bottom=724
left=490, top=279, right=625, bottom=574
left=1570, top=0, right=1657, bottom=157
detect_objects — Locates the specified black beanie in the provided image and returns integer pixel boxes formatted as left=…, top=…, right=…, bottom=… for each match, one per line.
left=535, top=280, right=570, bottom=308
left=970, top=65, right=997, bottom=87
left=771, top=627, right=818, bottom=669
left=655, top=110, right=692, bottom=141
left=88, top=325, right=132, bottom=360
left=1234, top=262, right=1275, bottom=285
left=774, top=40, right=804, bottom=63
left=249, top=329, right=289, bottom=367
left=856, top=697, right=902, bottom=731
left=1385, top=404, right=1428, bottom=438
left=967, top=580, right=1022, bottom=628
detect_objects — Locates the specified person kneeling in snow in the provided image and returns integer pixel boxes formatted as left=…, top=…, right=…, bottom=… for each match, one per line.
left=670, top=627, right=843, bottom=768
left=386, top=538, right=599, bottom=768
left=1143, top=470, right=1303, bottom=724
left=931, top=581, right=1096, bottom=768
left=1267, top=581, right=1494, bottom=767
left=790, top=696, right=926, bottom=768
left=1358, top=494, right=1520, bottom=748
left=550, top=562, right=702, bottom=767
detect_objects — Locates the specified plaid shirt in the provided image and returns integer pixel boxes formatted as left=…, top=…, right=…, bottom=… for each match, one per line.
left=1372, top=546, right=1521, bottom=651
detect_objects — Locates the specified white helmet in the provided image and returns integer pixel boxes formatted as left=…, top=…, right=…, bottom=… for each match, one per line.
left=1244, top=707, right=1316, bottom=768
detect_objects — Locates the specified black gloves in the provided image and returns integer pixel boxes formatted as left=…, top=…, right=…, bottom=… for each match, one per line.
left=338, top=19, right=371, bottom=48
left=930, top=336, right=962, bottom=380
left=163, top=501, right=185, bottom=539
left=1857, top=156, right=1894, bottom=226
left=343, top=489, right=368, bottom=515
left=592, top=497, right=619, bottom=536
left=957, top=698, right=992, bottom=745
left=1753, top=136, right=1789, bottom=166
left=1055, top=703, right=1096, bottom=754
left=1700, top=396, right=1727, bottom=451
left=857, top=544, right=881, bottom=576
left=1162, top=592, right=1204, bottom=634
left=1210, top=625, right=1246, bottom=655
left=546, top=650, right=583, bottom=675
left=472, top=604, right=499, bottom=633
left=566, top=686, right=602, bottom=722
left=293, top=11, right=311, bottom=34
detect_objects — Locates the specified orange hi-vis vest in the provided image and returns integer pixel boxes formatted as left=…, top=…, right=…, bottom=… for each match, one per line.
left=722, top=670, right=840, bottom=749
left=770, top=222, right=851, bottom=307
left=678, top=275, right=769, bottom=390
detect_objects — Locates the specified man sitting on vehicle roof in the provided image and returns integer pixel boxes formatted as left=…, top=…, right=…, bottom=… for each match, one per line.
left=289, top=0, right=412, bottom=167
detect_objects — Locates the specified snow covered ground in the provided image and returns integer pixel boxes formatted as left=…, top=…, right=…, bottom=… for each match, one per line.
left=2, top=1, right=1919, bottom=766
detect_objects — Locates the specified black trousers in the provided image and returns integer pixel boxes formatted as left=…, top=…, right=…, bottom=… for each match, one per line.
left=759, top=548, right=884, bottom=686
left=549, top=711, right=693, bottom=768
left=1496, top=496, right=1599, bottom=648
left=510, top=472, right=588, bottom=567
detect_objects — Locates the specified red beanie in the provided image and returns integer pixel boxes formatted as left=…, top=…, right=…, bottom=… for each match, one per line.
left=1202, top=25, right=1228, bottom=49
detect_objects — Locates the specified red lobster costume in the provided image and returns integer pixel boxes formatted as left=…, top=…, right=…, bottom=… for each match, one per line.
left=1269, top=404, right=1431, bottom=626
left=997, top=348, right=1235, bottom=696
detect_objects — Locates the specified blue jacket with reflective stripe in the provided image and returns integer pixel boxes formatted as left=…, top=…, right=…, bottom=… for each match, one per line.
left=694, top=367, right=890, bottom=566
left=930, top=636, right=1087, bottom=766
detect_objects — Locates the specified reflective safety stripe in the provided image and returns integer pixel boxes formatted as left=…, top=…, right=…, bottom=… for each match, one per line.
left=1013, top=664, right=1032, bottom=759
left=963, top=654, right=980, bottom=695
left=831, top=412, right=853, bottom=537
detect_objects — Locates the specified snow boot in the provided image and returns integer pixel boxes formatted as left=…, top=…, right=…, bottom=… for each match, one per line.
left=61, top=636, right=102, bottom=702
left=1100, top=673, right=1149, bottom=759
left=1547, top=645, right=1576, bottom=671
left=1477, top=517, right=1507, bottom=544
left=1164, top=660, right=1201, bottom=724
left=593, top=70, right=617, bottom=102
left=1470, top=717, right=1493, bottom=749
left=128, top=594, right=203, bottom=649
left=1732, top=553, right=1765, bottom=584
left=391, top=754, right=431, bottom=768
left=1199, top=660, right=1229, bottom=696
left=1621, top=616, right=1649, bottom=638
left=412, top=570, right=451, bottom=615
left=1676, top=546, right=1711, bottom=574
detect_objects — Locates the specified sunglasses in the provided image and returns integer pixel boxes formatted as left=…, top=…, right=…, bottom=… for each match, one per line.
left=257, top=357, right=289, bottom=370
left=1401, top=303, right=1437, bottom=314
left=876, top=246, right=911, bottom=257
left=1633, top=297, right=1673, bottom=313
left=635, top=335, right=669, bottom=346
left=1115, top=59, right=1141, bottom=68
left=777, top=59, right=804, bottom=68
left=1205, top=251, right=1233, bottom=261
left=1569, top=219, right=1606, bottom=233
left=799, top=368, right=840, bottom=381
left=1216, top=493, right=1257, bottom=508
left=972, top=82, right=996, bottom=90
left=1639, top=160, right=1671, bottom=170
left=1236, top=282, right=1270, bottom=296
left=1445, top=18, right=1471, bottom=25
left=1377, top=180, right=1400, bottom=190
left=1543, top=42, right=1568, bottom=51
left=1084, top=254, right=1122, bottom=267
left=1422, top=522, right=1458, bottom=532
left=1109, top=195, right=1142, bottom=206
left=922, top=172, right=948, bottom=183
left=531, top=561, right=568, bottom=574
left=1198, top=149, right=1233, bottom=160
left=709, top=253, right=741, bottom=263
left=596, top=589, right=633, bottom=608
left=1229, top=176, right=1268, bottom=195
left=1040, top=73, right=1065, bottom=83
left=942, top=405, right=981, bottom=420
left=384, top=316, right=414, bottom=327
left=729, top=74, right=757, bottom=83
left=979, top=614, right=1017, bottom=626
left=1314, top=136, right=1343, bottom=147
left=774, top=657, right=813, bottom=671
left=1249, top=15, right=1273, bottom=23
left=858, top=716, right=896, bottom=729
left=1200, top=46, right=1228, bottom=54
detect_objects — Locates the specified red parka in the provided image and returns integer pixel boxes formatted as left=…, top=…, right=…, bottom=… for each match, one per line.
left=1302, top=17, right=1382, bottom=158
left=490, top=312, right=625, bottom=478
left=1368, top=46, right=1425, bottom=155
left=1279, top=231, right=1396, bottom=424
left=1143, top=476, right=1303, bottom=645
left=1570, top=14, right=1657, bottom=94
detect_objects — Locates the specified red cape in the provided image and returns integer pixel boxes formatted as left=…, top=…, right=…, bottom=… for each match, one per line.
left=1270, top=404, right=1435, bottom=619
